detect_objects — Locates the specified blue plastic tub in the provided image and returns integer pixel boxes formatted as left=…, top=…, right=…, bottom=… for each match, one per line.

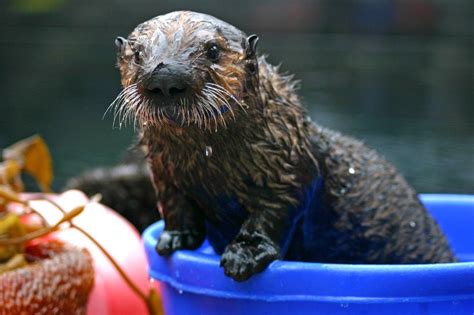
left=143, top=194, right=474, bottom=315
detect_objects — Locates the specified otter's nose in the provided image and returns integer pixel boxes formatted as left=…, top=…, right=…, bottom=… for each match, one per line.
left=145, top=62, right=191, bottom=98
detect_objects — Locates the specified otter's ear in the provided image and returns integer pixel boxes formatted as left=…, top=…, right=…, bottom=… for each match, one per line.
left=245, top=34, right=259, bottom=59
left=115, top=36, right=127, bottom=51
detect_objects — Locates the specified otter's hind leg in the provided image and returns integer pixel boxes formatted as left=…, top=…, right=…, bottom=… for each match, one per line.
left=65, top=162, right=158, bottom=231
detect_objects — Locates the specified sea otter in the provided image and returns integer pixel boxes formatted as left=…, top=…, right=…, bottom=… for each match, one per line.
left=70, top=11, right=456, bottom=281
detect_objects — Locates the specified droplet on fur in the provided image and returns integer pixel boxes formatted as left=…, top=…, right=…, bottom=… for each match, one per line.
left=205, top=146, right=213, bottom=157
left=409, top=221, right=417, bottom=228
left=143, top=122, right=148, bottom=127
left=340, top=188, right=346, bottom=194
left=348, top=167, right=355, bottom=174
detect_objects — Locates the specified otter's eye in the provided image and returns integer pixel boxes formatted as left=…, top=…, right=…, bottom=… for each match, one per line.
left=134, top=51, right=141, bottom=64
left=206, top=44, right=220, bottom=62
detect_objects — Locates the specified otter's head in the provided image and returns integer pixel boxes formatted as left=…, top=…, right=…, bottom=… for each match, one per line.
left=110, top=11, right=259, bottom=131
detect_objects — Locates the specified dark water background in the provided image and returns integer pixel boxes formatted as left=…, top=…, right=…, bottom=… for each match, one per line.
left=0, top=0, right=472, bottom=194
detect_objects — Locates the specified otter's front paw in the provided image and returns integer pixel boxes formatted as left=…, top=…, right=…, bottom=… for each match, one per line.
left=220, top=238, right=279, bottom=282
left=156, top=230, right=203, bottom=256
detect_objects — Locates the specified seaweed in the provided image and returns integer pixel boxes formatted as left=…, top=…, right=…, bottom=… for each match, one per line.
left=0, top=135, right=162, bottom=315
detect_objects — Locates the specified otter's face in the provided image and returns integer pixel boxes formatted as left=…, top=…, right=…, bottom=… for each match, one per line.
left=110, top=11, right=259, bottom=131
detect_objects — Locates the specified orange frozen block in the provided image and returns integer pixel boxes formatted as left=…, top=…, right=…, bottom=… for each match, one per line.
left=27, top=190, right=151, bottom=315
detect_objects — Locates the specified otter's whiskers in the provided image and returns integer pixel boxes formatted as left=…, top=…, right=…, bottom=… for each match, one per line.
left=106, top=81, right=245, bottom=132
left=105, top=83, right=145, bottom=130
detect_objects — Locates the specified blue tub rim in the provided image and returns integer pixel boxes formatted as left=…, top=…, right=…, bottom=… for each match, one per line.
left=142, top=194, right=474, bottom=303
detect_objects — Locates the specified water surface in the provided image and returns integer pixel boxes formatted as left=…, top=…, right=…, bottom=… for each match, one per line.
left=1, top=2, right=472, bottom=193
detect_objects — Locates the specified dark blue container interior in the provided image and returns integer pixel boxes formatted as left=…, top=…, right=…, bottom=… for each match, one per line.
left=143, top=194, right=474, bottom=315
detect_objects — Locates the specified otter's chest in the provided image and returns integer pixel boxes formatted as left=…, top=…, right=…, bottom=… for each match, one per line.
left=158, top=145, right=256, bottom=250
left=158, top=139, right=252, bottom=197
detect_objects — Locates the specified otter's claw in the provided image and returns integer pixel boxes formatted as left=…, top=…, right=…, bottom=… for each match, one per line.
left=220, top=238, right=279, bottom=281
left=156, top=230, right=202, bottom=256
